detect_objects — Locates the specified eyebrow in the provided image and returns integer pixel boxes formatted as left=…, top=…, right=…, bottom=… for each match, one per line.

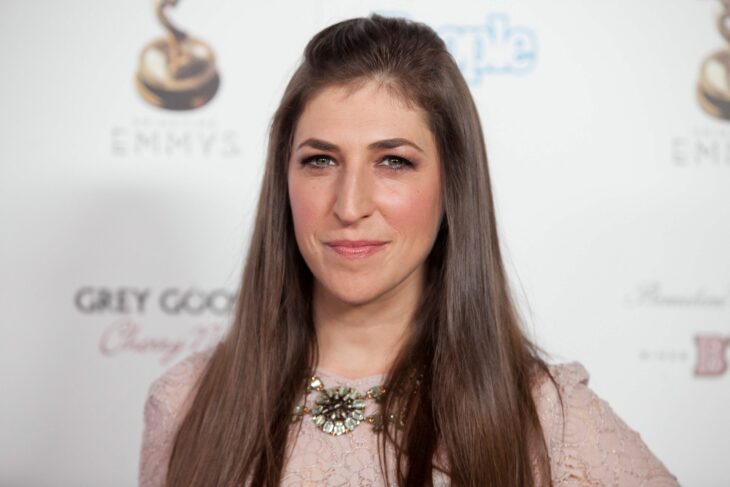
left=295, top=137, right=424, bottom=153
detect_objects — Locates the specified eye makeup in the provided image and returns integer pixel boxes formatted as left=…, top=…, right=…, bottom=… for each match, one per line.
left=299, top=154, right=416, bottom=172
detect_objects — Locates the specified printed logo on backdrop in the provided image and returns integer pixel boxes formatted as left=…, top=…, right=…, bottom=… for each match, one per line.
left=111, top=0, right=242, bottom=159
left=439, top=14, right=537, bottom=85
left=672, top=0, right=730, bottom=166
left=136, top=0, right=220, bottom=111
left=664, top=3, right=730, bottom=378
left=694, top=334, right=730, bottom=376
left=625, top=281, right=728, bottom=308
left=639, top=336, right=729, bottom=379
left=697, top=0, right=730, bottom=120
left=374, top=11, right=538, bottom=86
left=627, top=281, right=730, bottom=378
left=74, top=286, right=233, bottom=364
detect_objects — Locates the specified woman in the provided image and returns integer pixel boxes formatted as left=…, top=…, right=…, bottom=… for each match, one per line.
left=139, top=14, right=679, bottom=487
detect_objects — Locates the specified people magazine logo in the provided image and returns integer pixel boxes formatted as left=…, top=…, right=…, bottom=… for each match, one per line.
left=110, top=0, right=242, bottom=160
left=374, top=11, right=539, bottom=86
left=74, top=286, right=233, bottom=364
left=439, top=14, right=538, bottom=84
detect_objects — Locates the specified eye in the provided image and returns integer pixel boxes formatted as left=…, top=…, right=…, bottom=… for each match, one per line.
left=380, top=155, right=414, bottom=171
left=301, top=155, right=335, bottom=169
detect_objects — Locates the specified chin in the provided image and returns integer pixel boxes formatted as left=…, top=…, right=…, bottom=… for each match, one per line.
left=319, top=278, right=389, bottom=306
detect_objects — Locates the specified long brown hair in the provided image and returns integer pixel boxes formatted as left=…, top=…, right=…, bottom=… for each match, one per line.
left=167, top=13, right=561, bottom=486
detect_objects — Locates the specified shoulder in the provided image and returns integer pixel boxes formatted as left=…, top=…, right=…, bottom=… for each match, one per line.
left=143, top=346, right=217, bottom=438
left=531, top=361, right=679, bottom=486
left=530, top=362, right=589, bottom=473
left=532, top=361, right=590, bottom=409
left=146, top=347, right=215, bottom=414
left=139, top=347, right=216, bottom=487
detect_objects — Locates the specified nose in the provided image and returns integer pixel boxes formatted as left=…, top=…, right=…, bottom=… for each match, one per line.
left=332, top=161, right=375, bottom=225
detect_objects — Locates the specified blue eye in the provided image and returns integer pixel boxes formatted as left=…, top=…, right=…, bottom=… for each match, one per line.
left=301, top=155, right=335, bottom=168
left=380, top=155, right=414, bottom=171
left=300, top=154, right=415, bottom=171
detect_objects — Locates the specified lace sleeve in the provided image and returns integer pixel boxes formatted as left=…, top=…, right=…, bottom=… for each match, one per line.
left=138, top=349, right=214, bottom=487
left=535, top=362, right=680, bottom=487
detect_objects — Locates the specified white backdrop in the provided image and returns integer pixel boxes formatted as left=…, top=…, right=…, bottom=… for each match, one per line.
left=0, top=0, right=727, bottom=485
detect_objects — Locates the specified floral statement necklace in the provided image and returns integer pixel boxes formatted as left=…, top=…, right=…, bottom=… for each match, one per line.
left=291, top=373, right=420, bottom=436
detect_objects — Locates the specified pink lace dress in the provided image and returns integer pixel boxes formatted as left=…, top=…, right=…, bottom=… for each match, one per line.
left=139, top=349, right=680, bottom=486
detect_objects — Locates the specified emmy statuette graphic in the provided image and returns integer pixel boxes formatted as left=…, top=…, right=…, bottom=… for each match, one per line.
left=136, top=0, right=220, bottom=110
left=698, top=0, right=730, bottom=120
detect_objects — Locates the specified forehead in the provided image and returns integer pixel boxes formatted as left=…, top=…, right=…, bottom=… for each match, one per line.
left=292, top=80, right=434, bottom=148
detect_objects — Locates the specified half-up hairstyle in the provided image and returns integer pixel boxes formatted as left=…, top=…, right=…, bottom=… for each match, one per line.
left=166, top=13, right=561, bottom=487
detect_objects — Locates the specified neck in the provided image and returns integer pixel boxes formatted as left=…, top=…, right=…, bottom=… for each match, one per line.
left=313, top=268, right=423, bottom=381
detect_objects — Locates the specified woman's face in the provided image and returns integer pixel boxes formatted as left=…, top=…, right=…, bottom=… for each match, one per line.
left=287, top=80, right=443, bottom=306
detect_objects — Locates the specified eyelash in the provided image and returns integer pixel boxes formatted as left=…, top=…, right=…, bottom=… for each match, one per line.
left=300, top=154, right=415, bottom=172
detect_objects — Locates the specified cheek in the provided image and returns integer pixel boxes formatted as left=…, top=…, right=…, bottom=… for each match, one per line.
left=288, top=177, right=326, bottom=241
left=379, top=177, right=442, bottom=239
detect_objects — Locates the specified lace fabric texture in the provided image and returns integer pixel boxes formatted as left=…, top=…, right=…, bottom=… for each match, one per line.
left=139, top=349, right=680, bottom=486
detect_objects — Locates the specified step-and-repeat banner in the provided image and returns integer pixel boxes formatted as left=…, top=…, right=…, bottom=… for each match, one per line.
left=0, top=0, right=726, bottom=485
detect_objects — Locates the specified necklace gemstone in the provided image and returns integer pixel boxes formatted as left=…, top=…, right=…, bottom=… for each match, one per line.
left=311, top=385, right=367, bottom=436
left=292, top=374, right=415, bottom=435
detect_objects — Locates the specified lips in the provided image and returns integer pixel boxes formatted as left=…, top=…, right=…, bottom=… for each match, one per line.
left=326, top=240, right=387, bottom=247
left=325, top=240, right=388, bottom=258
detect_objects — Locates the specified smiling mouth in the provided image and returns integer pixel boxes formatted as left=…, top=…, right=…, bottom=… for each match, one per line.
left=324, top=241, right=388, bottom=259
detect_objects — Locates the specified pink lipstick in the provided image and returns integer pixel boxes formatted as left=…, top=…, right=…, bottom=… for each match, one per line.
left=325, top=240, right=388, bottom=259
